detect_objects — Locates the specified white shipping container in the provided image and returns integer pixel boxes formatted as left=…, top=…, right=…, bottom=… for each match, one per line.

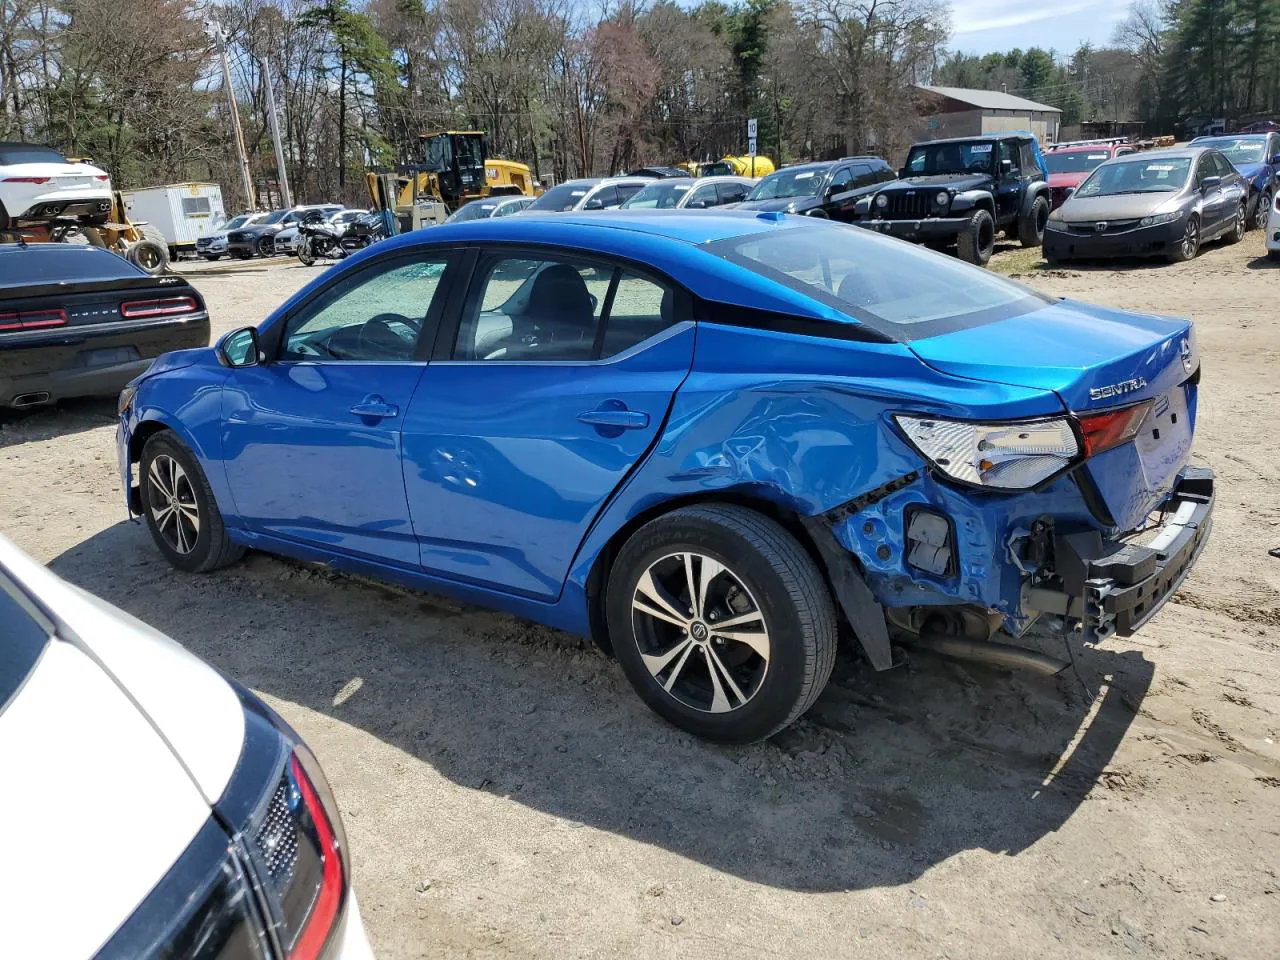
left=122, top=183, right=226, bottom=251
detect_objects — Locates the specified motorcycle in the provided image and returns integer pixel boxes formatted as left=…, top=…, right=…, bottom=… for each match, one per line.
left=296, top=212, right=388, bottom=266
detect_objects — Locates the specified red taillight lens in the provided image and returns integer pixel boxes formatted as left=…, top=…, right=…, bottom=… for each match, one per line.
left=0, top=308, right=67, bottom=330
left=1077, top=401, right=1152, bottom=457
left=2, top=176, right=50, bottom=184
left=120, top=296, right=197, bottom=318
left=94, top=174, right=110, bottom=181
left=286, top=753, right=344, bottom=960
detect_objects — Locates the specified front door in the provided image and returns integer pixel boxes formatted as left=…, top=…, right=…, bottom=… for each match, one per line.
left=995, top=140, right=1023, bottom=223
left=221, top=252, right=454, bottom=566
left=402, top=251, right=694, bottom=599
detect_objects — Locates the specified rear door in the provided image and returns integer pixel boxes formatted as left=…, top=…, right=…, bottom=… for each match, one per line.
left=402, top=249, right=694, bottom=599
left=220, top=251, right=455, bottom=566
left=1195, top=154, right=1226, bottom=232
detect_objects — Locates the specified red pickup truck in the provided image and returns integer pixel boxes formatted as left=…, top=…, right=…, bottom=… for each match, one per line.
left=1045, top=142, right=1138, bottom=208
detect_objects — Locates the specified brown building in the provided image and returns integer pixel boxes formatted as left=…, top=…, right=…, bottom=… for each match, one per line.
left=914, top=85, right=1062, bottom=144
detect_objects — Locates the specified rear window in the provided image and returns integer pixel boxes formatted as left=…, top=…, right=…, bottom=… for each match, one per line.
left=0, top=247, right=145, bottom=287
left=0, top=144, right=67, bottom=165
left=707, top=221, right=1049, bottom=339
left=0, top=571, right=53, bottom=715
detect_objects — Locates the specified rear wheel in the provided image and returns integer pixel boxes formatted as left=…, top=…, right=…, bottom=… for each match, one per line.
left=1224, top=201, right=1246, bottom=245
left=1252, top=190, right=1272, bottom=231
left=1167, top=214, right=1200, bottom=263
left=956, top=208, right=996, bottom=266
left=606, top=504, right=837, bottom=743
left=203, top=254, right=221, bottom=261
left=140, top=432, right=244, bottom=573
left=1018, top=195, right=1050, bottom=247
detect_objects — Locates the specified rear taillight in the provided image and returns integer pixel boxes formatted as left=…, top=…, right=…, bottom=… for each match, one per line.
left=2, top=176, right=50, bottom=184
left=1077, top=401, right=1152, bottom=457
left=120, top=296, right=197, bottom=318
left=0, top=308, right=67, bottom=330
left=94, top=174, right=110, bottom=181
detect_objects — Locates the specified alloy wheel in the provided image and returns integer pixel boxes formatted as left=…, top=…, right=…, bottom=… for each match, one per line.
left=631, top=552, right=770, bottom=714
left=147, top=454, right=200, bottom=555
left=1181, top=218, right=1200, bottom=259
left=1255, top=193, right=1272, bottom=231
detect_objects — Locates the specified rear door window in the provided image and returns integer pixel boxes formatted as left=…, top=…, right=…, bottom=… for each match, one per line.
left=716, top=182, right=749, bottom=204
left=0, top=571, right=53, bottom=715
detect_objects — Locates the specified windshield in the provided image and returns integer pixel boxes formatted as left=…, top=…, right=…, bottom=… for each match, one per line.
left=1045, top=151, right=1112, bottom=174
left=446, top=201, right=499, bottom=223
left=529, top=182, right=594, bottom=212
left=622, top=181, right=691, bottom=209
left=222, top=215, right=249, bottom=230
left=0, top=570, right=53, bottom=715
left=747, top=169, right=826, bottom=201
left=708, top=221, right=1046, bottom=332
left=1196, top=137, right=1267, bottom=165
left=261, top=210, right=289, bottom=225
left=905, top=141, right=995, bottom=176
left=454, top=135, right=483, bottom=170
left=1075, top=157, right=1191, bottom=197
left=0, top=144, right=66, bottom=165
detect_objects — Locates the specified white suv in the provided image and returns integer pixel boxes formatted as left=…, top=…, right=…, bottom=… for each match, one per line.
left=0, top=141, right=113, bottom=227
left=0, top=537, right=375, bottom=959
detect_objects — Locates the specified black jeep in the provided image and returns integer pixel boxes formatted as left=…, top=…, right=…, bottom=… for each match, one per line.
left=855, top=134, right=1051, bottom=265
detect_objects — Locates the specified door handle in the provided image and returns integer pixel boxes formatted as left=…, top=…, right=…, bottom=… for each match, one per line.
left=350, top=398, right=399, bottom=419
left=576, top=407, right=649, bottom=430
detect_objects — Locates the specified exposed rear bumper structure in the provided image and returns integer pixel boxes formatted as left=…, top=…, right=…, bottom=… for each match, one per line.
left=1024, top=466, right=1214, bottom=643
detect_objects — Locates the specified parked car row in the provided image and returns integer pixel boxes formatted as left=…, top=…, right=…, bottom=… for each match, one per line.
left=197, top=204, right=370, bottom=261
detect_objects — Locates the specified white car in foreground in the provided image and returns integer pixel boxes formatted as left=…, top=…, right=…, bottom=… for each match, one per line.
left=0, top=536, right=374, bottom=960
left=1267, top=189, right=1280, bottom=259
left=0, top=141, right=113, bottom=227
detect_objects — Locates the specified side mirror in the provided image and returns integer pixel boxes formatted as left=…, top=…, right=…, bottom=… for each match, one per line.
left=1200, top=175, right=1222, bottom=192
left=898, top=167, right=908, bottom=179
left=583, top=197, right=605, bottom=211
left=1063, top=187, right=1075, bottom=199
left=1271, top=153, right=1280, bottom=165
left=219, top=327, right=262, bottom=368
left=686, top=199, right=708, bottom=209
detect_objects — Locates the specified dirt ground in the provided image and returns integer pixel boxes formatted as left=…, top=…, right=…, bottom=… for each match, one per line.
left=3, top=237, right=1279, bottom=960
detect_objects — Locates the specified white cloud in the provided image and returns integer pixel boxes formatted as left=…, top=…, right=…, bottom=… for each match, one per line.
left=950, top=0, right=1109, bottom=35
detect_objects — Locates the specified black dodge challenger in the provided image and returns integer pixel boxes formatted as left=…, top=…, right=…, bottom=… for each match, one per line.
left=0, top=243, right=209, bottom=410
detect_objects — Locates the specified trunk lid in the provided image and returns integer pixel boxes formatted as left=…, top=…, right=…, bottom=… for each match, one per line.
left=909, top=299, right=1198, bottom=530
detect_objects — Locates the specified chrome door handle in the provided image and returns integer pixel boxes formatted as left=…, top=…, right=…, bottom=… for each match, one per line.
left=350, top=399, right=399, bottom=419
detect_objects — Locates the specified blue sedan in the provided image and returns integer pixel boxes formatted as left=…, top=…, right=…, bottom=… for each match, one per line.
left=1191, top=132, right=1280, bottom=230
left=117, top=212, right=1213, bottom=743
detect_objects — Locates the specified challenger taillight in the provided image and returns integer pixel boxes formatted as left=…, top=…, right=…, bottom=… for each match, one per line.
left=0, top=308, right=67, bottom=330
left=1077, top=401, right=1153, bottom=457
left=120, top=296, right=198, bottom=318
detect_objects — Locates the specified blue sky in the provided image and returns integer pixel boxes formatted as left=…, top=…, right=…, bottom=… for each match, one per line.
left=948, top=0, right=1130, bottom=55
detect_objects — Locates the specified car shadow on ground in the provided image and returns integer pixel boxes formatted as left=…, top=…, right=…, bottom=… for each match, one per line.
left=0, top=396, right=118, bottom=447
left=51, top=522, right=1154, bottom=895
left=1246, top=253, right=1279, bottom=269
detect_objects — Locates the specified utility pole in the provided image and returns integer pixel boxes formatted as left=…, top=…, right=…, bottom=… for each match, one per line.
left=260, top=56, right=292, bottom=208
left=208, top=22, right=254, bottom=211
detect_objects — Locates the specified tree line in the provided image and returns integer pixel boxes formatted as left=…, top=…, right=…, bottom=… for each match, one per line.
left=937, top=0, right=1280, bottom=135
left=0, top=0, right=948, bottom=207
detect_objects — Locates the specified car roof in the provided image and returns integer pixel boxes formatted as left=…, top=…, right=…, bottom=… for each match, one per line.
left=912, top=134, right=1028, bottom=147
left=1192, top=134, right=1266, bottom=141
left=773, top=161, right=835, bottom=174
left=1112, top=147, right=1204, bottom=161
left=1051, top=143, right=1123, bottom=152
left=598, top=176, right=656, bottom=186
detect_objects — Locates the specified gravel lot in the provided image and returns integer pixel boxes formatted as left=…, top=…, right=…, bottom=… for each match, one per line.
left=3, top=238, right=1279, bottom=960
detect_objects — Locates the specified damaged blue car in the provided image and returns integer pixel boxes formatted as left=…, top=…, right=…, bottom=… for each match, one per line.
left=117, top=211, right=1213, bottom=743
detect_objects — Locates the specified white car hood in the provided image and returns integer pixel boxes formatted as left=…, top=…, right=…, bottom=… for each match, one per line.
left=0, top=638, right=212, bottom=958
left=0, top=541, right=244, bottom=803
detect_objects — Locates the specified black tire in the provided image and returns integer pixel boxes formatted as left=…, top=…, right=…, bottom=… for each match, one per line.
left=1018, top=194, right=1050, bottom=247
left=126, top=239, right=169, bottom=275
left=1166, top=214, right=1200, bottom=263
left=256, top=235, right=274, bottom=257
left=297, top=236, right=316, bottom=266
left=956, top=208, right=996, bottom=265
left=606, top=504, right=837, bottom=743
left=1223, top=201, right=1246, bottom=245
left=203, top=254, right=221, bottom=262
left=1269, top=248, right=1280, bottom=261
left=140, top=432, right=245, bottom=573
left=1251, top=190, right=1271, bottom=231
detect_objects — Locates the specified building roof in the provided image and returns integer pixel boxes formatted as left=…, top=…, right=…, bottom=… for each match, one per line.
left=916, top=85, right=1063, bottom=115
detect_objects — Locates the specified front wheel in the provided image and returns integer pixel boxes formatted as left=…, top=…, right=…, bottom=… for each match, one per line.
left=255, top=235, right=274, bottom=258
left=1018, top=195, right=1050, bottom=247
left=1224, top=201, right=1246, bottom=245
left=1167, top=214, right=1201, bottom=263
left=140, top=432, right=245, bottom=573
left=956, top=208, right=996, bottom=266
left=203, top=254, right=221, bottom=262
left=606, top=504, right=837, bottom=743
left=297, top=236, right=316, bottom=266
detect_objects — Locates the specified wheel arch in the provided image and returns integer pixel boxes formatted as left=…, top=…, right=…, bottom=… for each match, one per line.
left=583, top=488, right=834, bottom=656
left=1019, top=181, right=1050, bottom=217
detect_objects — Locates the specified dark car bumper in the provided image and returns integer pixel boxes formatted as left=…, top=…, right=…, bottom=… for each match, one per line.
left=0, top=314, right=210, bottom=408
left=1042, top=219, right=1185, bottom=260
left=1023, top=466, right=1214, bottom=643
left=858, top=216, right=971, bottom=241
